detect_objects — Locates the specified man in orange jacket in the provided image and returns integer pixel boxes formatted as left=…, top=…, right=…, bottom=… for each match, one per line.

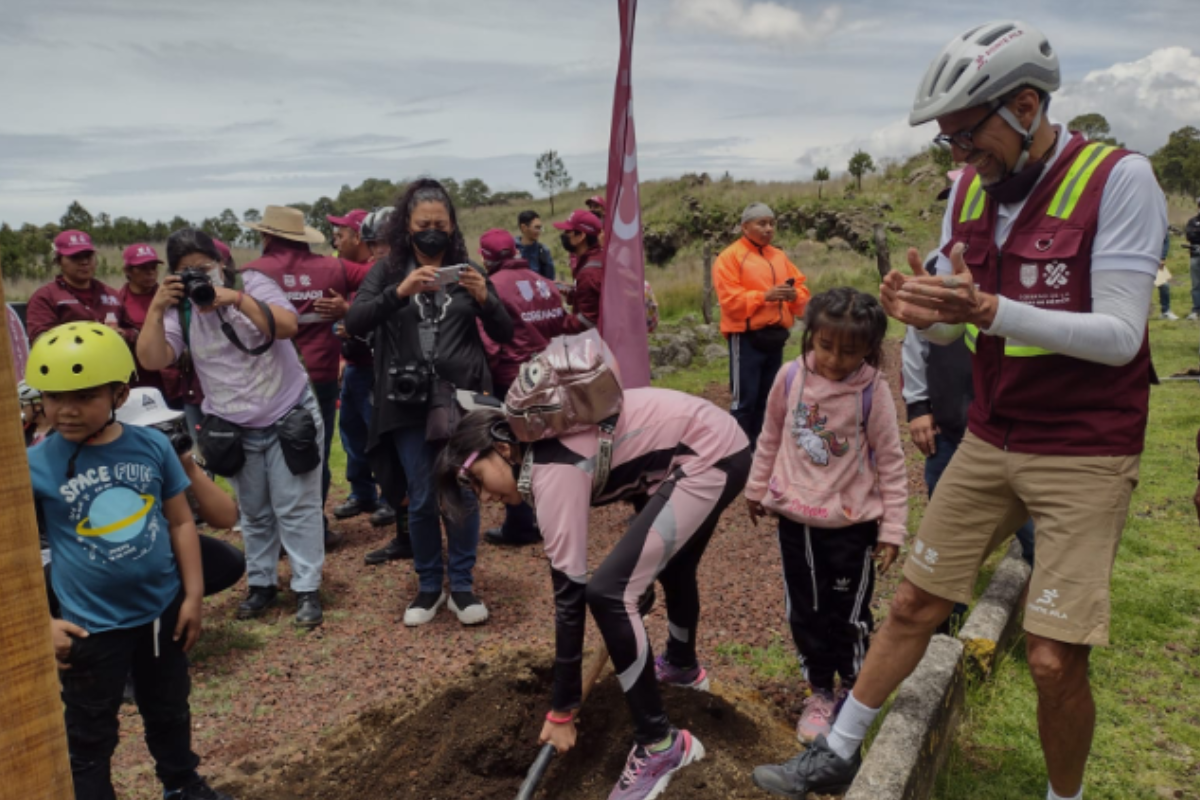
left=713, top=202, right=810, bottom=445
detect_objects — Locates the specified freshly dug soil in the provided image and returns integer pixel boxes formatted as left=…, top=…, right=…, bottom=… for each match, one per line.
left=222, top=649, right=808, bottom=800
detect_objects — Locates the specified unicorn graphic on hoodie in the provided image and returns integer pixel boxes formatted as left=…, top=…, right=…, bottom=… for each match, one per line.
left=792, top=400, right=850, bottom=466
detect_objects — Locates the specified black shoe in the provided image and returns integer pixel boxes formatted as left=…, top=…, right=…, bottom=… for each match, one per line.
left=294, top=591, right=323, bottom=629
left=751, top=735, right=862, bottom=798
left=333, top=497, right=377, bottom=519
left=364, top=536, right=413, bottom=565
left=236, top=586, right=278, bottom=619
left=483, top=526, right=542, bottom=546
left=369, top=503, right=397, bottom=527
left=164, top=776, right=234, bottom=800
left=324, top=526, right=344, bottom=551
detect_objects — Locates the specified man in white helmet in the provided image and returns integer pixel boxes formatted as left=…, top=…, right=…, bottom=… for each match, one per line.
left=751, top=21, right=1166, bottom=800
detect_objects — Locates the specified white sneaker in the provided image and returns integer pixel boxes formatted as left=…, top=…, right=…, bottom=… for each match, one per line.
left=1186, top=312, right=1200, bottom=321
left=403, top=591, right=447, bottom=626
left=448, top=591, right=489, bottom=625
left=1162, top=311, right=1180, bottom=320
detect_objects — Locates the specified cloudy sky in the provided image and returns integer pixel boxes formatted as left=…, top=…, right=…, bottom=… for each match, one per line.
left=1, top=0, right=1197, bottom=226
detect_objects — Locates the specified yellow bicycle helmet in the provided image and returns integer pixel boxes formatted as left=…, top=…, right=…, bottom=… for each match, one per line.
left=26, top=321, right=137, bottom=392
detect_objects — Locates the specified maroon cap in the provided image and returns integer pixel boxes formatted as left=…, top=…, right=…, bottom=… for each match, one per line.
left=479, top=228, right=517, bottom=263
left=586, top=194, right=606, bottom=210
left=53, top=230, right=95, bottom=257
left=122, top=243, right=162, bottom=267
left=212, top=238, right=232, bottom=263
left=326, top=209, right=368, bottom=232
left=553, top=209, right=603, bottom=236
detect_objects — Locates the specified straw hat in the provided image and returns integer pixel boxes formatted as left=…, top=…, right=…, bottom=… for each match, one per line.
left=241, top=205, right=326, bottom=244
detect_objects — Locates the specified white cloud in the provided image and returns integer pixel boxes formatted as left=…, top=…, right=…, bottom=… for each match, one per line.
left=670, top=0, right=841, bottom=45
left=793, top=117, right=929, bottom=177
left=1054, top=47, right=1200, bottom=153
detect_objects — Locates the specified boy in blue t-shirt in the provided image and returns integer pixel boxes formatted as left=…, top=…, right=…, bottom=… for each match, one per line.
left=26, top=322, right=232, bottom=800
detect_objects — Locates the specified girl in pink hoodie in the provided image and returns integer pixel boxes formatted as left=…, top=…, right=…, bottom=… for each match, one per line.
left=746, top=287, right=907, bottom=745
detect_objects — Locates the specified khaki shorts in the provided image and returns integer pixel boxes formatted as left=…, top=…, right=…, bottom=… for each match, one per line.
left=903, top=431, right=1139, bottom=646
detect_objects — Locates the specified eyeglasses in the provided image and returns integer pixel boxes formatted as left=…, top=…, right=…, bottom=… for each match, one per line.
left=457, top=451, right=482, bottom=493
left=932, top=103, right=1001, bottom=152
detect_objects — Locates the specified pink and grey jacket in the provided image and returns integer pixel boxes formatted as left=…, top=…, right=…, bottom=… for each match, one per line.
left=746, top=354, right=908, bottom=546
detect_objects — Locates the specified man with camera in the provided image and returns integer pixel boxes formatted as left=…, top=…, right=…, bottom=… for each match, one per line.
left=241, top=206, right=372, bottom=549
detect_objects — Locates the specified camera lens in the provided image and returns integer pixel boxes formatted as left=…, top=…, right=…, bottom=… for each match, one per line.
left=189, top=282, right=216, bottom=307
left=170, top=432, right=194, bottom=455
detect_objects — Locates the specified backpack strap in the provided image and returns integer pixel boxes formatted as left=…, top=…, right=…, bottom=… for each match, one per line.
left=784, top=360, right=800, bottom=396
left=515, top=413, right=620, bottom=507
left=517, top=447, right=535, bottom=506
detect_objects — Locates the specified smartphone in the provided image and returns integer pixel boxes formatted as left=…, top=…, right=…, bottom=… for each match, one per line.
left=786, top=278, right=796, bottom=287
left=434, top=265, right=466, bottom=288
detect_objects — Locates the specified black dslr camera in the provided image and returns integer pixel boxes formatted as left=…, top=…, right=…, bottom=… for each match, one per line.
left=178, top=268, right=216, bottom=308
left=386, top=362, right=431, bottom=406
left=152, top=419, right=195, bottom=456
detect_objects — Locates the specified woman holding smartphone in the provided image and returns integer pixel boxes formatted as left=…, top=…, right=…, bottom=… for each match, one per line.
left=345, top=179, right=513, bottom=627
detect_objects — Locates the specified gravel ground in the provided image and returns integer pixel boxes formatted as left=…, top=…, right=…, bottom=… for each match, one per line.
left=109, top=341, right=926, bottom=798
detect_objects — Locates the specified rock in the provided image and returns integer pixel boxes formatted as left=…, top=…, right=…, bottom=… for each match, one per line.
left=655, top=365, right=678, bottom=377
left=679, top=313, right=697, bottom=325
left=805, top=227, right=818, bottom=240
left=703, top=343, right=728, bottom=361
left=827, top=236, right=852, bottom=251
left=668, top=345, right=693, bottom=368
left=695, top=323, right=718, bottom=342
left=887, top=222, right=904, bottom=234
left=647, top=345, right=666, bottom=367
left=675, top=329, right=699, bottom=354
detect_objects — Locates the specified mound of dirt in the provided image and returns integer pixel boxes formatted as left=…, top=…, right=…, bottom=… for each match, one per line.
left=221, top=649, right=817, bottom=800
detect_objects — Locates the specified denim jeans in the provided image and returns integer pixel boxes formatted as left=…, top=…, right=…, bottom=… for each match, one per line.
left=60, top=595, right=200, bottom=799
left=228, top=388, right=325, bottom=592
left=338, top=364, right=378, bottom=506
left=312, top=380, right=340, bottom=509
left=925, top=431, right=1035, bottom=565
left=728, top=333, right=785, bottom=448
left=1189, top=254, right=1200, bottom=314
left=1159, top=283, right=1172, bottom=314
left=390, top=425, right=479, bottom=593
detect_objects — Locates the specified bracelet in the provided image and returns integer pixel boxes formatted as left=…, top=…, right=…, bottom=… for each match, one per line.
left=236, top=290, right=245, bottom=310
left=545, top=711, right=573, bottom=725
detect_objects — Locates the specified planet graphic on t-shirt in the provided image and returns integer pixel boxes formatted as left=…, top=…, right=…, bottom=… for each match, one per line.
left=76, top=487, right=155, bottom=543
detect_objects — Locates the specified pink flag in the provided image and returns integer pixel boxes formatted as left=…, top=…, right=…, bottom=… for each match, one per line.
left=7, top=303, right=29, bottom=383
left=600, top=0, right=650, bottom=388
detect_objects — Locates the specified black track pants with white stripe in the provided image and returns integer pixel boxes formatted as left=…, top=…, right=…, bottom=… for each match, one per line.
left=778, top=518, right=879, bottom=692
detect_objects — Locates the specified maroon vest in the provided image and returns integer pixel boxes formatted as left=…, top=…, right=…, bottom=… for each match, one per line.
left=948, top=133, right=1151, bottom=456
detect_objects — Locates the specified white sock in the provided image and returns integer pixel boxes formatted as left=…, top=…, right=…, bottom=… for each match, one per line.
left=824, top=691, right=879, bottom=761
left=1048, top=784, right=1082, bottom=800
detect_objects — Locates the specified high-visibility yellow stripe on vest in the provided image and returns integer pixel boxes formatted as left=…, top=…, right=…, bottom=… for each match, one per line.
left=958, top=175, right=986, bottom=223
left=964, top=323, right=979, bottom=353
left=1047, top=144, right=1117, bottom=220
left=964, top=323, right=1053, bottom=357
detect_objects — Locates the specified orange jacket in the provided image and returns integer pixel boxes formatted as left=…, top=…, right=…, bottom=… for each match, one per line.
left=713, top=236, right=809, bottom=336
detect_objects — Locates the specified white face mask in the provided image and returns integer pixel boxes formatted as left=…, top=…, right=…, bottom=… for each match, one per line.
left=209, top=267, right=225, bottom=287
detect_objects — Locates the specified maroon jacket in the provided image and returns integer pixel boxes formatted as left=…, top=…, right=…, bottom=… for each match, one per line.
left=478, top=258, right=565, bottom=390
left=117, top=283, right=171, bottom=395
left=948, top=133, right=1150, bottom=456
left=561, top=246, right=603, bottom=335
left=26, top=276, right=136, bottom=345
left=242, top=238, right=370, bottom=383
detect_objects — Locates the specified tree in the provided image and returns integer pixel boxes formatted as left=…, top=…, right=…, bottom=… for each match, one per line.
left=60, top=201, right=94, bottom=233
left=1067, top=113, right=1123, bottom=146
left=460, top=178, right=491, bottom=210
left=167, top=216, right=192, bottom=233
left=93, top=213, right=113, bottom=245
left=535, top=150, right=572, bottom=215
left=928, top=144, right=954, bottom=172
left=439, top=178, right=462, bottom=207
left=308, top=197, right=337, bottom=242
left=1151, top=126, right=1200, bottom=197
left=813, top=167, right=831, bottom=199
left=240, top=208, right=262, bottom=247
left=847, top=150, right=876, bottom=191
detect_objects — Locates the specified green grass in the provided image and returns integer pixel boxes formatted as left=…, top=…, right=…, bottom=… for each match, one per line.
left=933, top=270, right=1200, bottom=800
left=716, top=638, right=804, bottom=681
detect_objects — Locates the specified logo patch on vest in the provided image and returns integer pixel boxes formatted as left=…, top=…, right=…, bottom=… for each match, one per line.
left=1044, top=262, right=1069, bottom=289
left=1020, top=263, right=1039, bottom=289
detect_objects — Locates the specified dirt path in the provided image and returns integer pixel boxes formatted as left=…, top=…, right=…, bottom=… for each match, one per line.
left=110, top=341, right=925, bottom=798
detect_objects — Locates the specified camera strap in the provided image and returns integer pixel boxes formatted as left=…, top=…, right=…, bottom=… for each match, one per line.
left=181, top=297, right=276, bottom=356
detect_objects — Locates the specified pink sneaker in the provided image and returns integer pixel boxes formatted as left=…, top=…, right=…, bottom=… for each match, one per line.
left=654, top=655, right=710, bottom=692
left=607, top=728, right=706, bottom=800
left=796, top=689, right=837, bottom=744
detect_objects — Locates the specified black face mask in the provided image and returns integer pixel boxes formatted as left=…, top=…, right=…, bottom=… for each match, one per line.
left=412, top=229, right=450, bottom=258
left=560, top=232, right=575, bottom=252
left=981, top=158, right=1048, bottom=205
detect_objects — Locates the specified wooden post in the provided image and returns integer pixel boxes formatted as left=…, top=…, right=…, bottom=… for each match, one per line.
left=701, top=243, right=714, bottom=324
left=873, top=223, right=892, bottom=279
left=0, top=260, right=74, bottom=799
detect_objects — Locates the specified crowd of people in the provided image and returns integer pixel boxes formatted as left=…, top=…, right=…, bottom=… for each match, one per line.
left=11, top=17, right=1178, bottom=800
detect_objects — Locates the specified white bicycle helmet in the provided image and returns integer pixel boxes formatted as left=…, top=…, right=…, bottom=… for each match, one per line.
left=361, top=207, right=394, bottom=244
left=910, top=20, right=1060, bottom=126
left=18, top=380, right=41, bottom=404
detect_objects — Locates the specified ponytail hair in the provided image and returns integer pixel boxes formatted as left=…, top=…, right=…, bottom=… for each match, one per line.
left=800, top=286, right=888, bottom=368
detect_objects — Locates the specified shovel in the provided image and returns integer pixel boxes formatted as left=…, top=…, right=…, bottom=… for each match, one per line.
left=515, top=586, right=656, bottom=800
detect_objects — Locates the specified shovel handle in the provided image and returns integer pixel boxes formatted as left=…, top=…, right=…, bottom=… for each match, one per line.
left=515, top=642, right=611, bottom=800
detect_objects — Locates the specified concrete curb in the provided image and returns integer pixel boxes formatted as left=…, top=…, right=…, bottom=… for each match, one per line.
left=844, top=541, right=1031, bottom=800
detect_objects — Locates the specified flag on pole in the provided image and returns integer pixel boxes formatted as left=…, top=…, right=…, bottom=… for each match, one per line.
left=6, top=304, right=29, bottom=383
left=600, top=0, right=650, bottom=388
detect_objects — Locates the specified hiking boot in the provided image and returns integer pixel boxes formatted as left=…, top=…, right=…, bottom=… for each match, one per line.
left=403, top=591, right=447, bottom=626
left=236, top=586, right=277, bottom=619
left=654, top=655, right=710, bottom=692
left=607, top=728, right=705, bottom=800
left=796, top=689, right=837, bottom=744
left=333, top=497, right=377, bottom=519
left=1161, top=311, right=1180, bottom=320
left=364, top=536, right=413, bottom=565
left=483, top=526, right=542, bottom=546
left=448, top=591, right=489, bottom=626
left=294, top=591, right=323, bottom=629
left=751, top=734, right=861, bottom=798
left=164, top=776, right=234, bottom=800
left=370, top=503, right=397, bottom=527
